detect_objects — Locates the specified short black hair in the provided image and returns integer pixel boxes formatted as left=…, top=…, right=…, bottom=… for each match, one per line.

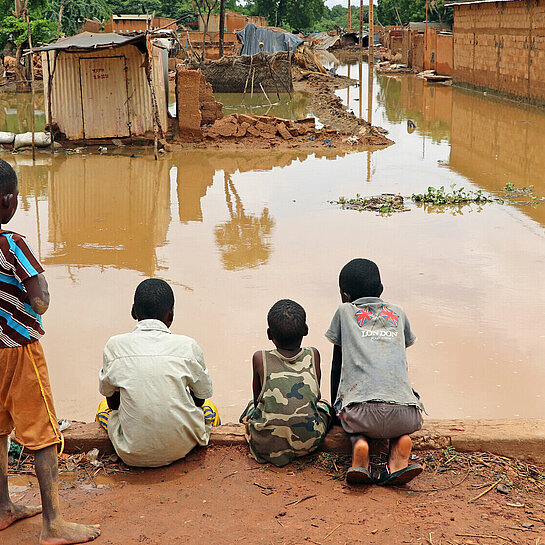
left=339, top=258, right=383, bottom=299
left=0, top=159, right=17, bottom=196
left=267, top=299, right=306, bottom=346
left=133, top=278, right=174, bottom=320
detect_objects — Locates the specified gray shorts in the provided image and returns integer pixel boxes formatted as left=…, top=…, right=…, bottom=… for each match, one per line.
left=340, top=402, right=423, bottom=443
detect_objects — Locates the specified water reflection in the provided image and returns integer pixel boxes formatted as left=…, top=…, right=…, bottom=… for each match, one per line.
left=377, top=75, right=451, bottom=142
left=214, top=91, right=311, bottom=120
left=215, top=173, right=275, bottom=270
left=375, top=73, right=545, bottom=225
left=44, top=155, right=170, bottom=276
left=0, top=92, right=46, bottom=133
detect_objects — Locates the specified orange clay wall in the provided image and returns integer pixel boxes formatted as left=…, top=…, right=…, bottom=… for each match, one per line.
left=453, top=0, right=545, bottom=103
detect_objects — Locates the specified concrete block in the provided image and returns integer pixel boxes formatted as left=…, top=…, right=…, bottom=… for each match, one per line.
left=61, top=419, right=545, bottom=466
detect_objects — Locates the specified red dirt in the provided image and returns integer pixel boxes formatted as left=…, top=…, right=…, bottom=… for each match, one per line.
left=5, top=446, right=545, bottom=545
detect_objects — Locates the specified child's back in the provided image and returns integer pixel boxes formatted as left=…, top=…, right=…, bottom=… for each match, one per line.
left=248, top=346, right=327, bottom=466
left=326, top=259, right=424, bottom=486
left=241, top=299, right=332, bottom=467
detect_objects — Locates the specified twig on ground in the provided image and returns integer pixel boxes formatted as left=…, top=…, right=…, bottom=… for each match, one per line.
left=324, top=523, right=342, bottom=539
left=223, top=471, right=237, bottom=479
left=468, top=478, right=502, bottom=503
left=285, top=494, right=317, bottom=507
left=455, top=534, right=512, bottom=542
left=253, top=482, right=272, bottom=490
left=276, top=518, right=284, bottom=527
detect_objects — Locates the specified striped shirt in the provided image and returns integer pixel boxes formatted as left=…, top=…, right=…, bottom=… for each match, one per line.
left=0, top=230, right=45, bottom=348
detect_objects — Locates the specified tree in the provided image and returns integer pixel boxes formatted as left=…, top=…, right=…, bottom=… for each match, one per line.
left=46, top=0, right=110, bottom=36
left=0, top=0, right=56, bottom=90
left=194, top=0, right=219, bottom=60
left=249, top=0, right=324, bottom=31
left=376, top=0, right=452, bottom=26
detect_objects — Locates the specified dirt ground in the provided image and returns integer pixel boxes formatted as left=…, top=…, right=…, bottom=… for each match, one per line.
left=5, top=446, right=545, bottom=545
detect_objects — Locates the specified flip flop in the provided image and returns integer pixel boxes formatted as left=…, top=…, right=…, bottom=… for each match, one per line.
left=378, top=464, right=423, bottom=486
left=346, top=466, right=375, bottom=485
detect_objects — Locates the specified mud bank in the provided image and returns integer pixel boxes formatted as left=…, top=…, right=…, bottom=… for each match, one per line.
left=62, top=419, right=545, bottom=466
left=294, top=73, right=384, bottom=136
left=171, top=112, right=392, bottom=151
left=5, top=444, right=545, bottom=545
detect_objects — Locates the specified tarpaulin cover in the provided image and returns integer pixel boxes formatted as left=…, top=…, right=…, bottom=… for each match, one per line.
left=34, top=32, right=148, bottom=54
left=236, top=24, right=303, bottom=56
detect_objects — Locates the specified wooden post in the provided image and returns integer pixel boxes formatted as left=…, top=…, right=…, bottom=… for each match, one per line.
left=368, top=0, right=374, bottom=62
left=359, top=0, right=363, bottom=48
left=46, top=51, right=57, bottom=154
left=348, top=0, right=351, bottom=29
left=26, top=11, right=35, bottom=161
left=219, top=0, right=225, bottom=58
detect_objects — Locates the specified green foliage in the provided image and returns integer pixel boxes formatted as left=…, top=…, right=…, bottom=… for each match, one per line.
left=248, top=0, right=325, bottom=31
left=47, top=0, right=111, bottom=36
left=105, top=0, right=196, bottom=20
left=0, top=14, right=56, bottom=50
left=376, top=0, right=453, bottom=26
left=412, top=185, right=491, bottom=205
left=314, top=4, right=368, bottom=32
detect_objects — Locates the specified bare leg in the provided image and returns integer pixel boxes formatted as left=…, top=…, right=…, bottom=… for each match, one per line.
left=388, top=434, right=412, bottom=473
left=0, top=435, right=42, bottom=530
left=34, top=444, right=100, bottom=545
left=351, top=437, right=370, bottom=470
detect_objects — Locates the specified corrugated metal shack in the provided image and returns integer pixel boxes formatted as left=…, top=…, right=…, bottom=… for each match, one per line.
left=37, top=33, right=167, bottom=141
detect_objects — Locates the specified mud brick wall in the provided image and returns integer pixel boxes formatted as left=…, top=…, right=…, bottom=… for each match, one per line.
left=453, top=0, right=545, bottom=103
left=412, top=34, right=425, bottom=72
left=436, top=33, right=454, bottom=75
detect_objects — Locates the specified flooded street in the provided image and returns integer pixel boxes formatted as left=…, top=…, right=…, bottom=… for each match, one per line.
left=3, top=60, right=545, bottom=423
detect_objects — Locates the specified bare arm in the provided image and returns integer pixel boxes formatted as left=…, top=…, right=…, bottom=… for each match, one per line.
left=311, top=347, right=321, bottom=386
left=22, top=273, right=50, bottom=315
left=107, top=391, right=120, bottom=410
left=252, top=351, right=264, bottom=405
left=330, top=344, right=342, bottom=405
left=191, top=390, right=205, bottom=407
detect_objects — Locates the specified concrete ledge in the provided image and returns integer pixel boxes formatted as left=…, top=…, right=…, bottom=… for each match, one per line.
left=62, top=419, right=545, bottom=466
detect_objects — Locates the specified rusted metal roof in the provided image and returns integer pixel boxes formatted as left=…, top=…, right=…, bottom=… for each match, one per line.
left=34, top=32, right=147, bottom=53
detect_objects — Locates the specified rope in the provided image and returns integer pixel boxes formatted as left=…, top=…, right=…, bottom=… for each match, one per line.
left=26, top=344, right=64, bottom=455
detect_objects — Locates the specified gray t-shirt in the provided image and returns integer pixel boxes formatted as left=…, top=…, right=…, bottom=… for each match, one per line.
left=325, top=297, right=424, bottom=413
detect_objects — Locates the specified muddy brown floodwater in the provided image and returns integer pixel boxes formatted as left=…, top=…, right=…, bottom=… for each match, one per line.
left=3, top=60, right=545, bottom=424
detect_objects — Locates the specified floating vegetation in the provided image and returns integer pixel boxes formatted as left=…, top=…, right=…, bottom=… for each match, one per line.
left=331, top=194, right=409, bottom=214
left=332, top=184, right=543, bottom=215
left=501, top=182, right=542, bottom=206
left=412, top=185, right=492, bottom=205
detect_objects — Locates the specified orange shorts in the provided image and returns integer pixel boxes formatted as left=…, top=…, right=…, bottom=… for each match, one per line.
left=0, top=341, right=60, bottom=450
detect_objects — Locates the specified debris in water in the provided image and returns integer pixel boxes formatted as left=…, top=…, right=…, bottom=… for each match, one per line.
left=331, top=194, right=408, bottom=214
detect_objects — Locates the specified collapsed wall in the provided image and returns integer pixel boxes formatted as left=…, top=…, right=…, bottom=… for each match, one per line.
left=187, top=51, right=293, bottom=93
left=176, top=66, right=223, bottom=139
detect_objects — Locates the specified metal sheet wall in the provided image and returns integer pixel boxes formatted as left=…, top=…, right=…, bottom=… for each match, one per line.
left=42, top=44, right=167, bottom=140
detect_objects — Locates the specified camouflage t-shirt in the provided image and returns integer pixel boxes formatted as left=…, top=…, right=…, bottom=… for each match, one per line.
left=247, top=347, right=330, bottom=467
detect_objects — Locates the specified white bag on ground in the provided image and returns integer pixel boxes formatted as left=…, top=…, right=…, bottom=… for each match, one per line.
left=14, top=132, right=51, bottom=149
left=0, top=132, right=15, bottom=144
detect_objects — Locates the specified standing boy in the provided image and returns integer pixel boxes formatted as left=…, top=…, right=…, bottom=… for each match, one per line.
left=98, top=278, right=217, bottom=467
left=326, top=258, right=424, bottom=485
left=0, top=159, right=100, bottom=544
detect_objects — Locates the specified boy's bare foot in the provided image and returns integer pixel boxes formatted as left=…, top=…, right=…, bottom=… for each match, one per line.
left=40, top=520, right=101, bottom=545
left=0, top=503, right=42, bottom=530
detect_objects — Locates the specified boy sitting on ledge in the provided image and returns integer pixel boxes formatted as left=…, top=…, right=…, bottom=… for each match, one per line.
left=98, top=278, right=219, bottom=467
left=326, top=259, right=424, bottom=486
left=240, top=299, right=332, bottom=467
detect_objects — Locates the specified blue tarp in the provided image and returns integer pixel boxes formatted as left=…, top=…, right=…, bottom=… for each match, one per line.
left=237, top=23, right=304, bottom=56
